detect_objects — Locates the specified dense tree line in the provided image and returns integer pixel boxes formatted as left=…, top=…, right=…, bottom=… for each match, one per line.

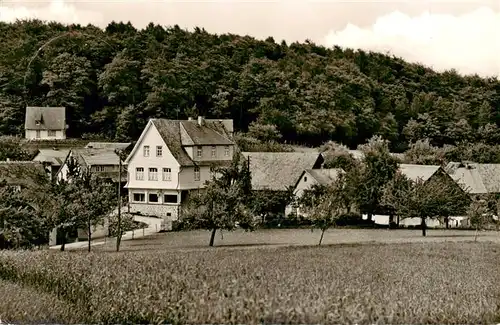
left=1, top=20, right=499, bottom=152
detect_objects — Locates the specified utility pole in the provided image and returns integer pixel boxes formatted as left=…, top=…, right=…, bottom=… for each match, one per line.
left=116, top=149, right=123, bottom=252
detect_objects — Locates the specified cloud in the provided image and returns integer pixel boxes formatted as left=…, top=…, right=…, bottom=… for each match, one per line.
left=323, top=7, right=500, bottom=77
left=0, top=0, right=103, bottom=26
left=1, top=0, right=499, bottom=77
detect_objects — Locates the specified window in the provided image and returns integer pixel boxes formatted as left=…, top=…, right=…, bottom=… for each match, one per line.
left=196, top=146, right=202, bottom=158
left=35, top=130, right=40, bottom=139
left=224, top=145, right=230, bottom=157
left=148, top=193, right=159, bottom=203
left=156, top=146, right=163, bottom=157
left=148, top=168, right=158, bottom=181
left=94, top=166, right=105, bottom=172
left=135, top=167, right=144, bottom=180
left=164, top=194, right=178, bottom=204
left=211, top=146, right=216, bottom=158
left=48, top=130, right=56, bottom=137
left=143, top=145, right=150, bottom=157
left=162, top=168, right=171, bottom=181
left=194, top=167, right=200, bottom=181
left=304, top=176, right=307, bottom=182
left=133, top=193, right=145, bottom=202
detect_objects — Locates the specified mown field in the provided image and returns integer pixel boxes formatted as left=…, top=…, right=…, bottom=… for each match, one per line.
left=0, top=241, right=499, bottom=324
left=93, top=227, right=500, bottom=252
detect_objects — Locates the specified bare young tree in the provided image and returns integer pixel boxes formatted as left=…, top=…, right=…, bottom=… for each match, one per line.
left=183, top=155, right=254, bottom=247
left=299, top=173, right=347, bottom=245
left=467, top=200, right=490, bottom=241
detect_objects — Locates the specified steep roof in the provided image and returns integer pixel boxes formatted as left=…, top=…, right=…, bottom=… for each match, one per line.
left=180, top=120, right=234, bottom=146
left=33, top=149, right=70, bottom=166
left=25, top=106, right=66, bottom=130
left=305, top=168, right=343, bottom=186
left=398, top=164, right=441, bottom=182
left=445, top=162, right=500, bottom=194
left=152, top=119, right=197, bottom=166
left=151, top=118, right=234, bottom=167
left=242, top=152, right=323, bottom=191
left=0, top=161, right=49, bottom=187
left=85, top=142, right=131, bottom=151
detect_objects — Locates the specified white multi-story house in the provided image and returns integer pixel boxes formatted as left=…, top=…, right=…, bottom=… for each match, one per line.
left=24, top=106, right=67, bottom=140
left=124, top=116, right=235, bottom=227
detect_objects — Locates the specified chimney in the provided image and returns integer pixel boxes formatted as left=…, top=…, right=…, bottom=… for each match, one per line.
left=197, top=116, right=204, bottom=126
left=6, top=158, right=9, bottom=162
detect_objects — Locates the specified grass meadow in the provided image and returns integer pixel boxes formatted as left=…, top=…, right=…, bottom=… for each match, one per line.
left=0, top=229, right=499, bottom=324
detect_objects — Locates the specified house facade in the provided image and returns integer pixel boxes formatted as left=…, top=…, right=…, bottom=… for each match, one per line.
left=124, top=117, right=235, bottom=227
left=56, top=148, right=127, bottom=184
left=241, top=152, right=324, bottom=191
left=50, top=148, right=127, bottom=246
left=286, top=168, right=344, bottom=217
left=390, top=164, right=469, bottom=228
left=25, top=106, right=67, bottom=140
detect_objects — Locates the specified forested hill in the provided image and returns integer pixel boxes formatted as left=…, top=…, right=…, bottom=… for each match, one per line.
left=1, top=20, right=499, bottom=151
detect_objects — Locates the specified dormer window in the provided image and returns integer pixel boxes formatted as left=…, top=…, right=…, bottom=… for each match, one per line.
left=196, top=146, right=202, bottom=158
left=35, top=120, right=41, bottom=126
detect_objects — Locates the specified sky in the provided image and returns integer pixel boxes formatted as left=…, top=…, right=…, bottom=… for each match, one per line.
left=0, top=0, right=499, bottom=77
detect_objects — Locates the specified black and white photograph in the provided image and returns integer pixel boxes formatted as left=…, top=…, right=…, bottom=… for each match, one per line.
left=0, top=0, right=499, bottom=323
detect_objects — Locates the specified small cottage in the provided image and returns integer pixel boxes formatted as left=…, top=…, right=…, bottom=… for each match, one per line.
left=24, top=106, right=67, bottom=140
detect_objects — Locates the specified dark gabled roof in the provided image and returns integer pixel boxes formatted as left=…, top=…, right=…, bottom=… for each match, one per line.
left=152, top=119, right=196, bottom=166
left=180, top=120, right=234, bottom=146
left=152, top=119, right=234, bottom=167
left=242, top=152, right=323, bottom=191
left=25, top=106, right=66, bottom=130
left=0, top=161, right=48, bottom=187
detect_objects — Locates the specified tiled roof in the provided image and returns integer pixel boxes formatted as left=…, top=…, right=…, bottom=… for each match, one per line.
left=180, top=120, right=234, bottom=146
left=398, top=164, right=441, bottom=182
left=33, top=149, right=70, bottom=166
left=445, top=162, right=500, bottom=194
left=72, top=148, right=123, bottom=167
left=242, top=152, right=323, bottom=191
left=152, top=118, right=234, bottom=167
left=305, top=168, right=343, bottom=185
left=152, top=119, right=197, bottom=166
left=85, top=142, right=131, bottom=150
left=25, top=106, right=66, bottom=130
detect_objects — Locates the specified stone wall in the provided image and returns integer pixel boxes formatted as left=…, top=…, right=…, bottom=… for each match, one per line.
left=128, top=203, right=180, bottom=230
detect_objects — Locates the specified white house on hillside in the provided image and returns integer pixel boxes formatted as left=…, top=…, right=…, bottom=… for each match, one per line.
left=124, top=116, right=235, bottom=227
left=25, top=106, right=67, bottom=140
